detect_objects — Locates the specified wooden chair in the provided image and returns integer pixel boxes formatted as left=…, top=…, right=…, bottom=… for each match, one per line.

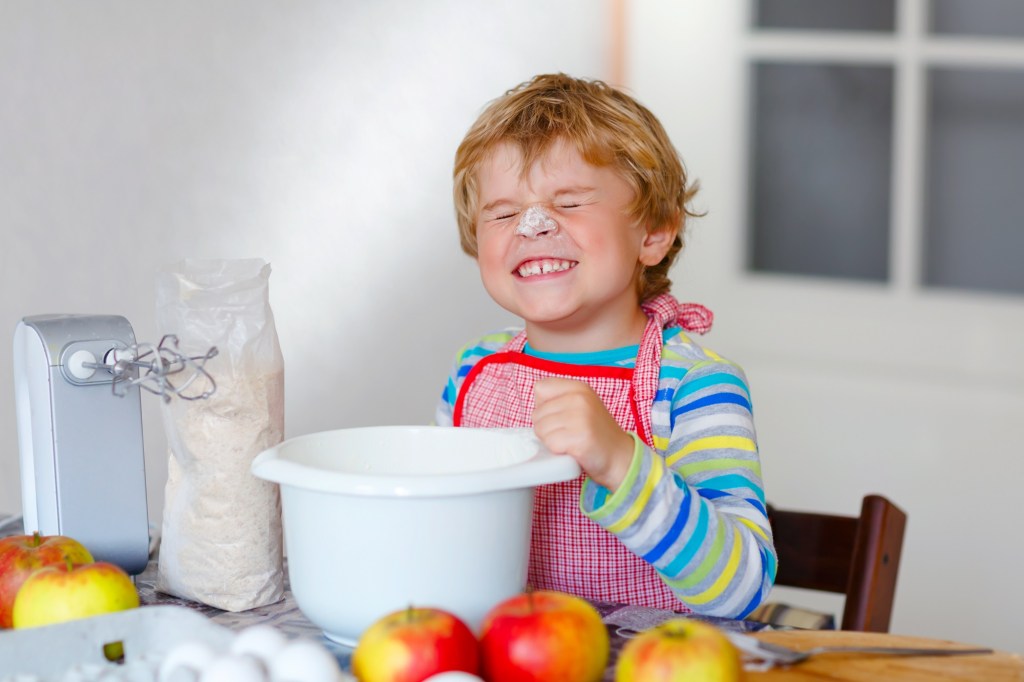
left=764, top=494, right=907, bottom=632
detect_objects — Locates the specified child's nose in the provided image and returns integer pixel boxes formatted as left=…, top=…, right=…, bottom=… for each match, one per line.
left=516, top=206, right=559, bottom=238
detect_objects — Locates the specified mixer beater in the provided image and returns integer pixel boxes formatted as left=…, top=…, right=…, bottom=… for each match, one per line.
left=85, top=334, right=218, bottom=403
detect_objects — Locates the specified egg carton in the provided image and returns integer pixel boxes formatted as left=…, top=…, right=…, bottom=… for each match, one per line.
left=0, top=605, right=233, bottom=681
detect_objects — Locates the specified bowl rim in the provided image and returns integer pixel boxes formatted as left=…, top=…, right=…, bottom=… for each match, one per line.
left=250, top=425, right=582, bottom=498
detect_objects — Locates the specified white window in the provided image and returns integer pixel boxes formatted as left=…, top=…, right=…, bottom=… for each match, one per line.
left=746, top=0, right=1024, bottom=296
left=626, top=1, right=1024, bottom=653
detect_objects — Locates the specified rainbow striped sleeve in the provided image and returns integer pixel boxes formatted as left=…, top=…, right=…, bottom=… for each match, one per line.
left=433, top=330, right=517, bottom=426
left=581, top=332, right=776, bottom=618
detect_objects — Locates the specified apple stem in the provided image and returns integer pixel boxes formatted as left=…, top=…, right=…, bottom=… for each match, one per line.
left=31, top=531, right=42, bottom=547
left=407, top=604, right=414, bottom=623
left=65, top=556, right=74, bottom=572
left=663, top=624, right=689, bottom=639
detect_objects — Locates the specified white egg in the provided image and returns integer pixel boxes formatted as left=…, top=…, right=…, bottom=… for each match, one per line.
left=230, top=625, right=289, bottom=663
left=269, top=638, right=343, bottom=682
left=58, top=668, right=91, bottom=682
left=423, top=673, right=485, bottom=682
left=159, top=641, right=218, bottom=681
left=199, top=653, right=268, bottom=682
left=118, top=662, right=168, bottom=682
left=160, top=669, right=199, bottom=682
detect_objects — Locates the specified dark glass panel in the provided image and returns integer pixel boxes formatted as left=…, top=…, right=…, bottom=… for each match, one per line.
left=748, top=62, right=894, bottom=282
left=923, top=68, right=1024, bottom=295
left=931, top=0, right=1024, bottom=38
left=755, top=0, right=895, bottom=32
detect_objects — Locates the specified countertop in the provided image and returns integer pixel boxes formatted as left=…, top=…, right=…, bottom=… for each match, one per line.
left=6, top=516, right=1019, bottom=681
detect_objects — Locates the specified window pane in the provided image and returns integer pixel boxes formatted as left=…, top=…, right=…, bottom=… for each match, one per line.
left=931, top=0, right=1024, bottom=38
left=923, top=68, right=1024, bottom=295
left=754, top=0, right=895, bottom=31
left=748, top=63, right=893, bottom=282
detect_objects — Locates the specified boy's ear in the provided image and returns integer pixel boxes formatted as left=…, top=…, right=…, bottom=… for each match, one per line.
left=638, top=226, right=678, bottom=266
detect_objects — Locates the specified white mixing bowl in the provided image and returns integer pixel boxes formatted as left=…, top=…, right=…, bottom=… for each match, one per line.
left=250, top=425, right=580, bottom=646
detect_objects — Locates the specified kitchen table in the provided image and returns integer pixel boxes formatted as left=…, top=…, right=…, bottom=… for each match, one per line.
left=132, top=559, right=1023, bottom=681
left=132, top=557, right=765, bottom=676
left=745, top=630, right=1023, bottom=681
left=2, top=514, right=1020, bottom=681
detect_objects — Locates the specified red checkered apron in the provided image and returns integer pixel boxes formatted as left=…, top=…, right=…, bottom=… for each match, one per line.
left=453, top=295, right=712, bottom=609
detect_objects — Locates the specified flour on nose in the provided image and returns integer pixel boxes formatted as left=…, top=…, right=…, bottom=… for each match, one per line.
left=516, top=206, right=558, bottom=238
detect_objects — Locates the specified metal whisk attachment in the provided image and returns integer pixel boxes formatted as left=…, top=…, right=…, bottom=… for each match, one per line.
left=89, top=335, right=218, bottom=402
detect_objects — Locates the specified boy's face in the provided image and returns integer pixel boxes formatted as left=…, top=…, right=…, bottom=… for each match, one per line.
left=474, top=139, right=674, bottom=349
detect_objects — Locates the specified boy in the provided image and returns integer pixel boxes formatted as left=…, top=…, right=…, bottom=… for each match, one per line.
left=435, top=74, right=775, bottom=617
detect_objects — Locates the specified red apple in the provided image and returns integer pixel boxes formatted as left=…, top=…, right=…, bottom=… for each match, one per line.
left=351, top=606, right=480, bottom=682
left=11, top=558, right=139, bottom=629
left=479, top=590, right=609, bottom=682
left=614, top=618, right=742, bottom=682
left=0, top=532, right=94, bottom=628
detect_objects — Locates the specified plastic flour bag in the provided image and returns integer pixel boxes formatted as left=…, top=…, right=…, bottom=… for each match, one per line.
left=156, top=258, right=285, bottom=611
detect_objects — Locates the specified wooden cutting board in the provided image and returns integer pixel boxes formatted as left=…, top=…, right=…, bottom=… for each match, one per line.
left=747, top=630, right=1024, bottom=681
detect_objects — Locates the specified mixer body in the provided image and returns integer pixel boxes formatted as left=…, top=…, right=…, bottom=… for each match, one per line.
left=13, top=314, right=150, bottom=575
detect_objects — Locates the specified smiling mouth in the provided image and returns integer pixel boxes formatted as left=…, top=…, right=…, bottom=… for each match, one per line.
left=515, top=258, right=578, bottom=278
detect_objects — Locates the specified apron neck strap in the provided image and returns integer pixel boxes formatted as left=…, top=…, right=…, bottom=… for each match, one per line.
left=633, top=294, right=713, bottom=425
left=507, top=330, right=529, bottom=352
left=508, top=294, right=712, bottom=355
left=640, top=294, right=714, bottom=335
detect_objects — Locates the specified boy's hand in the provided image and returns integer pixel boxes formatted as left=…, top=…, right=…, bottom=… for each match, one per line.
left=532, top=377, right=635, bottom=491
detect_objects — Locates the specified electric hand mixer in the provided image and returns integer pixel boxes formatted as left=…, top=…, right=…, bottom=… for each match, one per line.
left=12, top=314, right=217, bottom=574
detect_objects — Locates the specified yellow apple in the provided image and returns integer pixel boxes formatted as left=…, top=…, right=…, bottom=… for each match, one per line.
left=11, top=558, right=139, bottom=629
left=615, top=618, right=742, bottom=682
left=0, top=532, right=94, bottom=628
left=351, top=606, right=480, bottom=682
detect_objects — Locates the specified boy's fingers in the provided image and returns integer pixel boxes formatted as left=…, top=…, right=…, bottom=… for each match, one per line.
left=534, top=376, right=571, bottom=397
left=534, top=377, right=593, bottom=404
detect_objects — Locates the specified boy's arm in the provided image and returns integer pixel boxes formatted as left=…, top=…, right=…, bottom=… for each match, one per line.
left=433, top=367, right=457, bottom=427
left=433, top=346, right=466, bottom=427
left=433, top=331, right=517, bottom=426
left=580, top=358, right=776, bottom=619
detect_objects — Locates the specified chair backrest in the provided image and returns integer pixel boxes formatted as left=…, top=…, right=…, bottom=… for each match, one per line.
left=766, top=494, right=907, bottom=632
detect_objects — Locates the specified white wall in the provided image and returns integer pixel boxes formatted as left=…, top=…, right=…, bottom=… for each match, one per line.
left=629, top=0, right=1024, bottom=656
left=0, top=3, right=602, bottom=520
left=4, top=0, right=1022, bottom=658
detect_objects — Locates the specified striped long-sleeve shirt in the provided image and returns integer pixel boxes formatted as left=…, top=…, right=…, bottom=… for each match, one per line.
left=434, top=326, right=776, bottom=618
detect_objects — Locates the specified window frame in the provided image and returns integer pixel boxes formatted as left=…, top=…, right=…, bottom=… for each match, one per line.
left=742, top=0, right=1024, bottom=296
left=725, top=0, right=1024, bottom=387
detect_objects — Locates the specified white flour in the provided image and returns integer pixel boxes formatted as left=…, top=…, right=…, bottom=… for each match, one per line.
left=157, top=369, right=285, bottom=612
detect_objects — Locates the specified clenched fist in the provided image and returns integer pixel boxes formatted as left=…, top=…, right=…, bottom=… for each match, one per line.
left=532, top=377, right=636, bottom=491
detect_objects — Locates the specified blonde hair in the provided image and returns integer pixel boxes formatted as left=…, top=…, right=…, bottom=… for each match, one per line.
left=453, top=73, right=700, bottom=301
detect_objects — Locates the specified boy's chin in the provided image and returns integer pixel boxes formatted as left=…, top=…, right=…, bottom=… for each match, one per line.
left=486, top=289, right=568, bottom=322
left=520, top=308, right=598, bottom=336
left=507, top=299, right=580, bottom=325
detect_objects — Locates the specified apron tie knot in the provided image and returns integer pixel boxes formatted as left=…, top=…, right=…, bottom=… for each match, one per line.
left=641, top=294, right=714, bottom=334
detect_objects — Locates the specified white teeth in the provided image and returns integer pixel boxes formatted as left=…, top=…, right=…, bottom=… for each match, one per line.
left=516, top=259, right=576, bottom=277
